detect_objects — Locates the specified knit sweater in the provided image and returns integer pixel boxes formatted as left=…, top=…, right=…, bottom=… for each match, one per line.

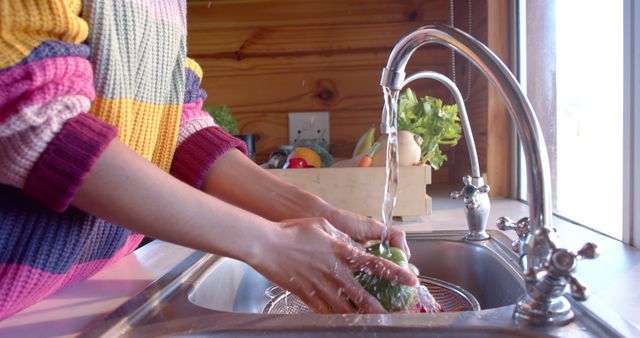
left=0, top=0, right=246, bottom=320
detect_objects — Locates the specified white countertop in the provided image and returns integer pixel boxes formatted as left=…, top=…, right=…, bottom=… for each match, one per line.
left=1, top=196, right=638, bottom=337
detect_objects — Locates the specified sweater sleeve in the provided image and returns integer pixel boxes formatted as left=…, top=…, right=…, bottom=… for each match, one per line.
left=170, top=57, right=247, bottom=189
left=0, top=1, right=117, bottom=212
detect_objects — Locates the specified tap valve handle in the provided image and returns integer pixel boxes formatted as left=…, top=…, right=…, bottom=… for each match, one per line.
left=576, top=242, right=598, bottom=259
left=545, top=243, right=598, bottom=301
left=478, top=184, right=490, bottom=194
left=450, top=175, right=470, bottom=200
left=451, top=175, right=490, bottom=200
left=496, top=216, right=530, bottom=253
left=569, top=275, right=589, bottom=301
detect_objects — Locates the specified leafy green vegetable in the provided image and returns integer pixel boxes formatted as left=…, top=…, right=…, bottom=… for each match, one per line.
left=203, top=105, right=239, bottom=135
left=305, top=143, right=335, bottom=167
left=397, top=88, right=462, bottom=170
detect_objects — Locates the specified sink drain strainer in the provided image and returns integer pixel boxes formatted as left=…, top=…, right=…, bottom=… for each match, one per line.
left=262, top=276, right=480, bottom=314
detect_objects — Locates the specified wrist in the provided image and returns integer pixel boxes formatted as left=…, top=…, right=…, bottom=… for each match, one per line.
left=241, top=220, right=283, bottom=267
left=291, top=187, right=334, bottom=219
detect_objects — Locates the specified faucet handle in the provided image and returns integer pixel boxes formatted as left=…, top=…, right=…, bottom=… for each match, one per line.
left=576, top=242, right=598, bottom=259
left=496, top=216, right=530, bottom=253
left=451, top=175, right=490, bottom=200
left=545, top=243, right=599, bottom=301
left=568, top=275, right=589, bottom=301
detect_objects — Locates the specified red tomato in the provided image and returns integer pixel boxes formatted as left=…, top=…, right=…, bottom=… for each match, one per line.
left=287, top=157, right=310, bottom=168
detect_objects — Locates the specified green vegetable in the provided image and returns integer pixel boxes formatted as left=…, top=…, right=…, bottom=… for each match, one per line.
left=305, top=143, right=335, bottom=167
left=203, top=105, right=239, bottom=135
left=397, top=88, right=462, bottom=170
left=356, top=244, right=416, bottom=312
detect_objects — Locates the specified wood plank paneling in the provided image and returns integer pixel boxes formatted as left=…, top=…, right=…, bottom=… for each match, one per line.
left=187, top=0, right=448, bottom=28
left=486, top=0, right=513, bottom=198
left=199, top=50, right=451, bottom=112
left=189, top=23, right=449, bottom=57
left=186, top=0, right=511, bottom=189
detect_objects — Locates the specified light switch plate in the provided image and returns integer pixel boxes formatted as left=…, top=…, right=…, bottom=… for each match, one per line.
left=288, top=112, right=330, bottom=146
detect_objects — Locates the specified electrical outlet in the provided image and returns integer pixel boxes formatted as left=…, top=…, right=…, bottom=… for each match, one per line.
left=288, top=112, right=330, bottom=146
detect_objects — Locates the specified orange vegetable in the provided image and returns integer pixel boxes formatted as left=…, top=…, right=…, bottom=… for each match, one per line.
left=358, top=155, right=373, bottom=167
left=357, top=142, right=380, bottom=167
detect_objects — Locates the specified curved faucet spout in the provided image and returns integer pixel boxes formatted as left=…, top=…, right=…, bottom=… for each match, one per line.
left=379, top=24, right=601, bottom=325
left=381, top=24, right=554, bottom=245
left=403, top=71, right=480, bottom=177
left=403, top=71, right=490, bottom=241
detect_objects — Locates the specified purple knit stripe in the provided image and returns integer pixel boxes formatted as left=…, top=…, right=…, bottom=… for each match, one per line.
left=170, top=126, right=247, bottom=189
left=23, top=114, right=117, bottom=212
left=184, top=68, right=207, bottom=103
left=0, top=234, right=143, bottom=320
left=17, top=40, right=90, bottom=66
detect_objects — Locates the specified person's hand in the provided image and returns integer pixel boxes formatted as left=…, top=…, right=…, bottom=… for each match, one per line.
left=249, top=217, right=418, bottom=314
left=321, top=207, right=411, bottom=258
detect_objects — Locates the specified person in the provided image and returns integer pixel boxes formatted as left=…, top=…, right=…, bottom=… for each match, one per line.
left=0, top=0, right=417, bottom=320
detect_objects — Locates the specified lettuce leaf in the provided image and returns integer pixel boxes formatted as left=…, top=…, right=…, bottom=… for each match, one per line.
left=397, top=88, right=462, bottom=169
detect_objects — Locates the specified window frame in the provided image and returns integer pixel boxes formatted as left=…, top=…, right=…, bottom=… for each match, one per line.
left=623, top=0, right=639, bottom=247
left=515, top=0, right=638, bottom=246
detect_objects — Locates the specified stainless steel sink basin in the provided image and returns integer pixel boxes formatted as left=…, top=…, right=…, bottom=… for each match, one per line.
left=188, top=231, right=524, bottom=314
left=79, top=230, right=627, bottom=338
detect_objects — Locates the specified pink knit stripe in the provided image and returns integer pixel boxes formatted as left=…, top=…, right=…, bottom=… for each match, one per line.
left=0, top=57, right=94, bottom=123
left=0, top=234, right=143, bottom=320
left=180, top=98, right=207, bottom=123
left=23, top=114, right=117, bottom=212
left=0, top=95, right=91, bottom=188
left=177, top=116, right=215, bottom=146
left=171, top=126, right=247, bottom=189
left=0, top=95, right=90, bottom=137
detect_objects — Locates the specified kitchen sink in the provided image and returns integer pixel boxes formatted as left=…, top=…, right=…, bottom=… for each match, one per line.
left=79, top=230, right=626, bottom=337
left=188, top=231, right=523, bottom=314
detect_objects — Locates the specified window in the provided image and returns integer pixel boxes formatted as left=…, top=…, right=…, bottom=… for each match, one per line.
left=518, top=0, right=627, bottom=241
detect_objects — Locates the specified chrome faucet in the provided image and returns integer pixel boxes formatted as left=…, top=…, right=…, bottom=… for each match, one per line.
left=402, top=71, right=491, bottom=241
left=380, top=24, right=597, bottom=326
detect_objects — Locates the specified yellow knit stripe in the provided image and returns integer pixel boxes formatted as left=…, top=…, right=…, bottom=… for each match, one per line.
left=89, top=97, right=182, bottom=171
left=0, top=0, right=88, bottom=68
left=185, top=57, right=203, bottom=80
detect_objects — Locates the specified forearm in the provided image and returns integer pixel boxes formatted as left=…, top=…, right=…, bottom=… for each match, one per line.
left=72, top=139, right=275, bottom=264
left=202, top=149, right=332, bottom=221
left=73, top=140, right=416, bottom=314
left=202, top=150, right=411, bottom=255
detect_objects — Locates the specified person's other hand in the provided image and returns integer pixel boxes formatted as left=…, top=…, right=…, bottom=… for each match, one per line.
left=321, top=207, right=411, bottom=259
left=250, top=217, right=418, bottom=314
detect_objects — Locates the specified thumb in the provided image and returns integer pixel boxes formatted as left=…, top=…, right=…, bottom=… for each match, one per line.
left=357, top=217, right=411, bottom=259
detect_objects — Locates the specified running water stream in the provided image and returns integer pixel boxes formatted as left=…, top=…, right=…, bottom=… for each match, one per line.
left=380, top=87, right=400, bottom=252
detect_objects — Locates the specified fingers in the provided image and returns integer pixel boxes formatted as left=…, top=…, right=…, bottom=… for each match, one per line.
left=347, top=248, right=418, bottom=286
left=388, top=229, right=411, bottom=259
left=333, top=267, right=387, bottom=314
left=291, top=279, right=358, bottom=314
left=312, top=279, right=358, bottom=314
left=323, top=208, right=411, bottom=259
left=351, top=216, right=412, bottom=259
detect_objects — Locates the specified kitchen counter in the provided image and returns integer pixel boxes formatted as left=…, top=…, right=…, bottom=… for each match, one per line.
left=1, top=194, right=639, bottom=337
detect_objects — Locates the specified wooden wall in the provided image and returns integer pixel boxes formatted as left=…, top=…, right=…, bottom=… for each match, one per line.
left=186, top=0, right=512, bottom=196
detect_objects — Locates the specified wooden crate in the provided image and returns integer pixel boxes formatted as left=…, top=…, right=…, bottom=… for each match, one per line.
left=268, top=165, right=431, bottom=220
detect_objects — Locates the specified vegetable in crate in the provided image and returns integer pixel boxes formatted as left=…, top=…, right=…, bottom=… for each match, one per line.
left=396, top=88, right=462, bottom=170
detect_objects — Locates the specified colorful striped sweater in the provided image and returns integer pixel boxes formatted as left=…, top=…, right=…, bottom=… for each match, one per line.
left=0, top=0, right=246, bottom=320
